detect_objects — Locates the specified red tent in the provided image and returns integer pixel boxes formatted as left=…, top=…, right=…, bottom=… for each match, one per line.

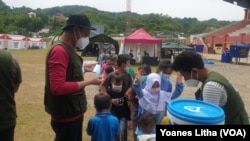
left=119, top=28, right=162, bottom=64
left=123, top=28, right=162, bottom=44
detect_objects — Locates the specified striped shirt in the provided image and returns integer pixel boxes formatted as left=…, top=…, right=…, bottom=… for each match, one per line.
left=203, top=81, right=227, bottom=107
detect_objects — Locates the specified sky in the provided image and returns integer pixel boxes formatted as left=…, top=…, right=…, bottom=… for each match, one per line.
left=2, top=0, right=246, bottom=21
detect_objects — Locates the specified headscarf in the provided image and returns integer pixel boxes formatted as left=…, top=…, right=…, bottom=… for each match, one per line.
left=139, top=73, right=172, bottom=114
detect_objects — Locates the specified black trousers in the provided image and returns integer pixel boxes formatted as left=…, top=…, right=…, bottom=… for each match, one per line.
left=51, top=116, right=83, bottom=141
left=0, top=126, right=15, bottom=141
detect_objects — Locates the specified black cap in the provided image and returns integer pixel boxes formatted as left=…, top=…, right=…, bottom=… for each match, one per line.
left=61, top=14, right=96, bottom=30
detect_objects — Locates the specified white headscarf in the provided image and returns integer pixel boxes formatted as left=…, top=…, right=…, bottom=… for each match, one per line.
left=144, top=73, right=161, bottom=91
left=139, top=73, right=172, bottom=114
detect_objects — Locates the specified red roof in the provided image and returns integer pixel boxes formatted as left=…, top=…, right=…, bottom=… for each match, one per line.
left=8, top=35, right=30, bottom=41
left=123, top=28, right=162, bottom=44
left=0, top=34, right=11, bottom=40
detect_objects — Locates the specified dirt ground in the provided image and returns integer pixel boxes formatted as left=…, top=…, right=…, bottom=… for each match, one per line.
left=84, top=53, right=250, bottom=118
left=12, top=51, right=250, bottom=141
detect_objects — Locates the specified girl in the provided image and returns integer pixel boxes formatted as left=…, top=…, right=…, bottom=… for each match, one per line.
left=133, top=73, right=172, bottom=125
left=130, top=64, right=151, bottom=141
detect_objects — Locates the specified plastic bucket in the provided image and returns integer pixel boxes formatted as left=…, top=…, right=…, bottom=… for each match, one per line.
left=167, top=99, right=225, bottom=125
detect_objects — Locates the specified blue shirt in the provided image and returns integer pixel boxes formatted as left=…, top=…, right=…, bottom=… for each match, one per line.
left=86, top=112, right=119, bottom=141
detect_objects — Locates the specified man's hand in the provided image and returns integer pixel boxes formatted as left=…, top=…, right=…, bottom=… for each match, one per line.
left=91, top=76, right=103, bottom=85
left=78, top=75, right=102, bottom=89
left=134, top=70, right=141, bottom=83
left=176, top=73, right=183, bottom=84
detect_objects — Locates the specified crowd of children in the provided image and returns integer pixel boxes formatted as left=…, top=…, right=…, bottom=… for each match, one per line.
left=87, top=52, right=185, bottom=141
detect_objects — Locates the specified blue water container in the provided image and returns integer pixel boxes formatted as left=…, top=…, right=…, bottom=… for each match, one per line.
left=167, top=99, right=225, bottom=125
left=221, top=51, right=232, bottom=63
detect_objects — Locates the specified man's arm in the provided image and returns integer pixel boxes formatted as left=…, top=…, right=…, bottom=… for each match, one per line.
left=12, top=55, right=22, bottom=93
left=99, top=75, right=111, bottom=94
left=171, top=73, right=184, bottom=99
left=203, top=81, right=227, bottom=106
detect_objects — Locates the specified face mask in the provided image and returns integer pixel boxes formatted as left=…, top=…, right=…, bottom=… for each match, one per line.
left=112, top=84, right=122, bottom=91
left=124, top=66, right=129, bottom=72
left=150, top=87, right=160, bottom=93
left=159, top=72, right=170, bottom=80
left=76, top=37, right=89, bottom=50
left=75, top=30, right=89, bottom=50
left=184, top=72, right=199, bottom=87
left=111, top=50, right=116, bottom=54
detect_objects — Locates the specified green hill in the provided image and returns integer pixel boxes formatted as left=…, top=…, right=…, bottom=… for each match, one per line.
left=0, top=0, right=235, bottom=37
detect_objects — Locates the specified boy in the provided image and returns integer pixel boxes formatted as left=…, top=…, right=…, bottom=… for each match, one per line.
left=101, top=54, right=133, bottom=141
left=86, top=93, right=119, bottom=141
left=101, top=71, right=132, bottom=141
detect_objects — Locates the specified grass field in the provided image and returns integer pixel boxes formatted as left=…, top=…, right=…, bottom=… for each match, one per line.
left=10, top=49, right=146, bottom=141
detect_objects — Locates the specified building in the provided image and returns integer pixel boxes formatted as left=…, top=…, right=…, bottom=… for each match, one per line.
left=0, top=34, right=46, bottom=50
left=191, top=1, right=250, bottom=54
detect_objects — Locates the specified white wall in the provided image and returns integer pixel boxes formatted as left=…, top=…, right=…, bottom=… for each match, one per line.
left=8, top=40, right=24, bottom=49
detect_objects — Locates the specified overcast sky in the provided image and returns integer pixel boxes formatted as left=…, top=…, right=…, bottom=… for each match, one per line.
left=3, top=0, right=245, bottom=21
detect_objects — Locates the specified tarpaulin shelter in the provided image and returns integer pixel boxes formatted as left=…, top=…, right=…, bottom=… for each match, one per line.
left=119, top=28, right=162, bottom=64
left=161, top=42, right=194, bottom=59
left=162, top=42, right=193, bottom=50
left=82, top=33, right=118, bottom=57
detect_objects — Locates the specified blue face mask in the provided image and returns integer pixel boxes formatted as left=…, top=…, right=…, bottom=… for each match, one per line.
left=159, top=72, right=170, bottom=80
left=124, top=66, right=129, bottom=72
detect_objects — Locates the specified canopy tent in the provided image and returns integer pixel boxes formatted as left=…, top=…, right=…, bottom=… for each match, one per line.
left=161, top=42, right=194, bottom=59
left=81, top=33, right=118, bottom=57
left=230, top=42, right=250, bottom=57
left=123, top=28, right=162, bottom=44
left=119, top=28, right=162, bottom=63
left=229, top=42, right=250, bottom=62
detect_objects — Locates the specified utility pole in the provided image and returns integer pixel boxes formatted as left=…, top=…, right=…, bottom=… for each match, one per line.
left=125, top=0, right=131, bottom=36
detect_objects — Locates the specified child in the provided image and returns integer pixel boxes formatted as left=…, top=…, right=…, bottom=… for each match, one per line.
left=130, top=64, right=151, bottom=141
left=136, top=112, right=156, bottom=141
left=101, top=56, right=111, bottom=75
left=133, top=73, right=172, bottom=125
left=137, top=112, right=156, bottom=135
left=101, top=71, right=131, bottom=141
left=86, top=93, right=119, bottom=141
left=110, top=55, right=118, bottom=71
left=102, top=66, right=114, bottom=80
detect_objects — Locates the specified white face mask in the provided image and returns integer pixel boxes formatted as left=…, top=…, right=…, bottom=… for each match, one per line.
left=111, top=50, right=116, bottom=54
left=76, top=36, right=89, bottom=50
left=75, top=30, right=89, bottom=50
left=112, top=84, right=122, bottom=92
left=184, top=71, right=199, bottom=87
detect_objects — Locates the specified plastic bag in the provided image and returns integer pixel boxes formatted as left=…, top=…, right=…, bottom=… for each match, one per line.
left=93, top=64, right=101, bottom=75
